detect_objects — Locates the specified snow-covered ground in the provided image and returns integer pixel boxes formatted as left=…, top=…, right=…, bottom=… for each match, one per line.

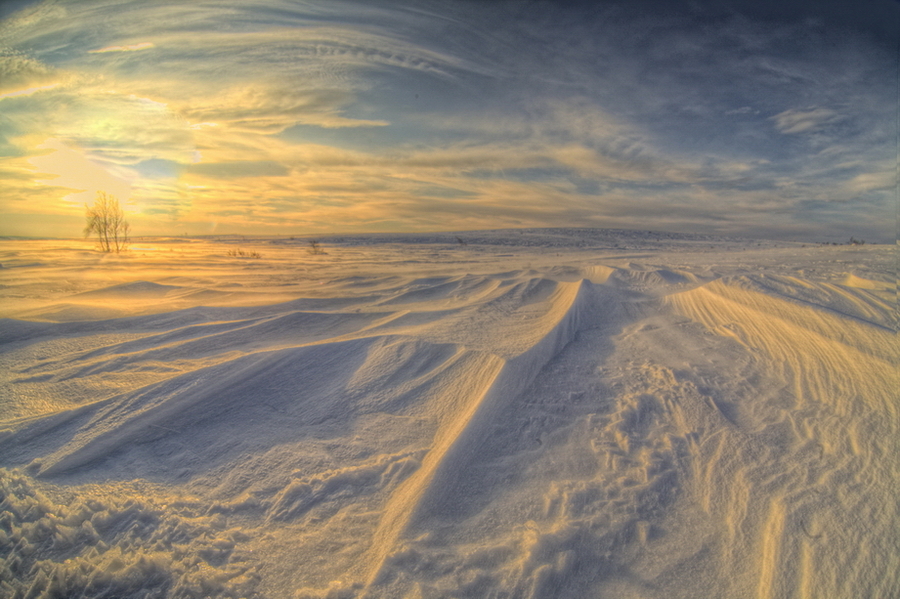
left=0, top=229, right=896, bottom=598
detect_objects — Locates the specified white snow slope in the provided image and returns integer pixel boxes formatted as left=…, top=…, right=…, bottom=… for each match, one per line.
left=0, top=229, right=897, bottom=599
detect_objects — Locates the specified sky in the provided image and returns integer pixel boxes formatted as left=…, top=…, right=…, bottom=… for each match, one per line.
left=0, top=0, right=897, bottom=241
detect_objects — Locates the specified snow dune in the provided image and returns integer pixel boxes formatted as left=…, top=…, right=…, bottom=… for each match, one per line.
left=0, top=231, right=896, bottom=598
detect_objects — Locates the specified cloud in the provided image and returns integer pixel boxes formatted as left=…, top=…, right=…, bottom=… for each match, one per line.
left=88, top=41, right=155, bottom=53
left=188, top=161, right=289, bottom=179
left=771, top=108, right=841, bottom=134
left=0, top=51, right=61, bottom=96
left=0, top=83, right=59, bottom=100
left=178, top=86, right=390, bottom=134
left=842, top=169, right=898, bottom=195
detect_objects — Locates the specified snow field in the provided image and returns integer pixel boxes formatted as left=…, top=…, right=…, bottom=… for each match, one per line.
left=0, top=232, right=896, bottom=598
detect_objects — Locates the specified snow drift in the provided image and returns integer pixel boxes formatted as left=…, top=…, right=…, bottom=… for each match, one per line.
left=0, top=231, right=896, bottom=598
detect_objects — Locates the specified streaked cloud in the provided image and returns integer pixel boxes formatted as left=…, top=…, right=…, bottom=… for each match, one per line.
left=188, top=160, right=290, bottom=180
left=0, top=51, right=61, bottom=96
left=88, top=41, right=154, bottom=53
left=0, top=83, right=58, bottom=99
left=771, top=108, right=841, bottom=134
left=178, top=85, right=390, bottom=133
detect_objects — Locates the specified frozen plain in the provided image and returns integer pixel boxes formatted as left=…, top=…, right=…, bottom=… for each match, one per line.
left=0, top=229, right=897, bottom=598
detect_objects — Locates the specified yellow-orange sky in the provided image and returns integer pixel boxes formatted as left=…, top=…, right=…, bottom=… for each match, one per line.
left=0, top=0, right=897, bottom=241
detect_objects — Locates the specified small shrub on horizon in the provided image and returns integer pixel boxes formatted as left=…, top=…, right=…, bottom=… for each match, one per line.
left=226, top=248, right=262, bottom=259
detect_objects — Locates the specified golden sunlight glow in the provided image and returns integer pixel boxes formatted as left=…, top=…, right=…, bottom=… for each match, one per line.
left=29, top=138, right=132, bottom=206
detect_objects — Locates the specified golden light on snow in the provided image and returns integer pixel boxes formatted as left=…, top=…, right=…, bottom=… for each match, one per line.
left=0, top=232, right=897, bottom=597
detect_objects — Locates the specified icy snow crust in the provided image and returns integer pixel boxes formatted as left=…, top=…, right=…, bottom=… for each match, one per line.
left=0, top=229, right=897, bottom=598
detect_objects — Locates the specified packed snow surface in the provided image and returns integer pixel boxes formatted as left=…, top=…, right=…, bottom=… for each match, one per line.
left=0, top=229, right=897, bottom=598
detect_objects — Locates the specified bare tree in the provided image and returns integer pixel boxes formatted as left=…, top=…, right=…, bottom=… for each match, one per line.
left=84, top=192, right=130, bottom=253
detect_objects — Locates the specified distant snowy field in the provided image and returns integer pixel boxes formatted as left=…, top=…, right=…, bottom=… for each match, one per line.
left=0, top=229, right=896, bottom=598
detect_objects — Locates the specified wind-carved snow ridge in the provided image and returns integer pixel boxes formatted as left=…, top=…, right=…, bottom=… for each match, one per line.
left=0, top=235, right=896, bottom=599
left=364, top=278, right=594, bottom=589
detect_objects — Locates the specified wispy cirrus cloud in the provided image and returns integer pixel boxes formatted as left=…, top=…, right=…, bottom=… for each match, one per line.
left=178, top=85, right=390, bottom=134
left=0, top=83, right=58, bottom=99
left=771, top=108, right=841, bottom=134
left=0, top=51, right=62, bottom=97
left=88, top=41, right=154, bottom=53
